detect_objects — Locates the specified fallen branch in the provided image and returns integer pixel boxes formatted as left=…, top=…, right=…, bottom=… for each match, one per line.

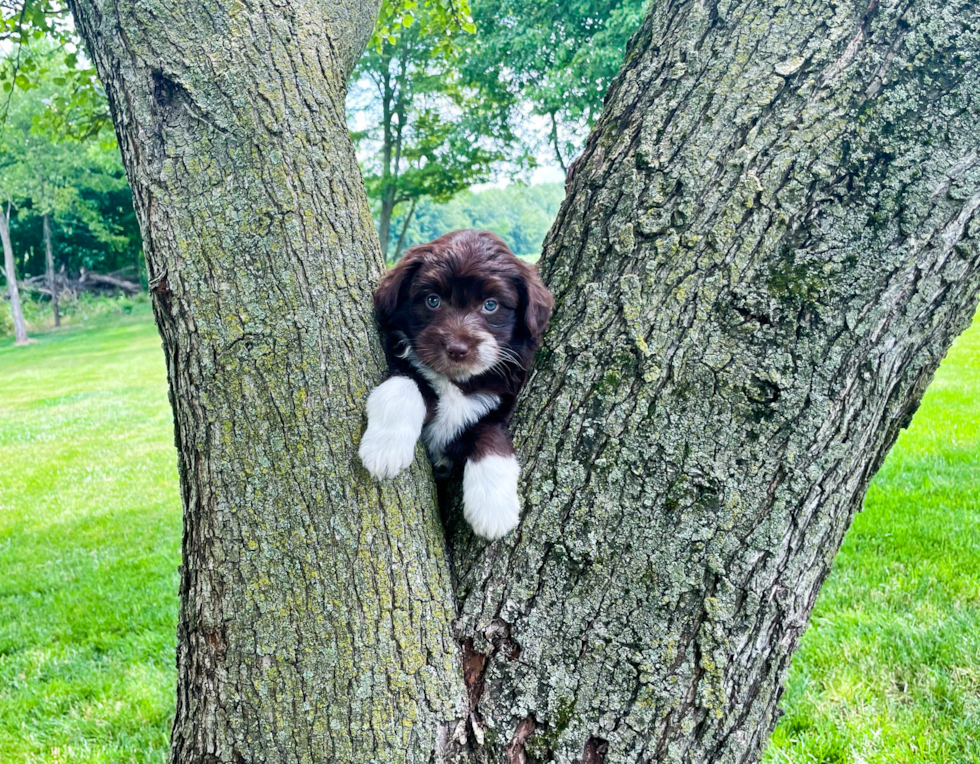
left=19, top=267, right=142, bottom=299
left=79, top=268, right=141, bottom=295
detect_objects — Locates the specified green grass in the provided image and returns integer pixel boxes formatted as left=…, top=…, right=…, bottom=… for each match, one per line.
left=766, top=317, right=980, bottom=764
left=0, top=309, right=977, bottom=763
left=0, top=306, right=179, bottom=763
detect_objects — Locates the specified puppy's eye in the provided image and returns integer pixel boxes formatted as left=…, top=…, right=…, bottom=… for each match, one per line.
left=426, top=295, right=441, bottom=309
left=483, top=299, right=498, bottom=313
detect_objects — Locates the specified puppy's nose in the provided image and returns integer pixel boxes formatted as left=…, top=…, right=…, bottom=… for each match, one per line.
left=445, top=341, right=471, bottom=361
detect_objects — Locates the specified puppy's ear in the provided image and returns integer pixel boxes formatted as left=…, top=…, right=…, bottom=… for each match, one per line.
left=374, top=247, right=426, bottom=326
left=515, top=259, right=554, bottom=343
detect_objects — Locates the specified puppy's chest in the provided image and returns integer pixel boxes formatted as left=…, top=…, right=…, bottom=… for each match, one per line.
left=421, top=377, right=499, bottom=456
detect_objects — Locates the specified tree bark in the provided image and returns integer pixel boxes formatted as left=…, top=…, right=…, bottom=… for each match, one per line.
left=69, top=0, right=980, bottom=763
left=67, top=2, right=464, bottom=762
left=1, top=204, right=29, bottom=345
left=43, top=213, right=60, bottom=327
left=448, top=0, right=980, bottom=761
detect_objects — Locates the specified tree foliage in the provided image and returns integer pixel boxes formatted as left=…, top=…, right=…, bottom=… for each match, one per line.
left=0, top=47, right=139, bottom=280
left=464, top=0, right=646, bottom=170
left=370, top=0, right=476, bottom=53
left=350, top=1, right=521, bottom=258
left=0, top=2, right=109, bottom=137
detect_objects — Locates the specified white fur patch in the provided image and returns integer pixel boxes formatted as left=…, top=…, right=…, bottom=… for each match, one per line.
left=472, top=333, right=500, bottom=376
left=358, top=376, right=426, bottom=479
left=416, top=367, right=499, bottom=465
left=463, top=454, right=521, bottom=540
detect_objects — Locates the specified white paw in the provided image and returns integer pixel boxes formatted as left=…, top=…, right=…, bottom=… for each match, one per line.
left=359, top=376, right=426, bottom=479
left=463, top=455, right=521, bottom=540
left=359, top=427, right=418, bottom=478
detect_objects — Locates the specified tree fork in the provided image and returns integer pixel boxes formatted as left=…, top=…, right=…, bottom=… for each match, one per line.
left=67, top=0, right=980, bottom=763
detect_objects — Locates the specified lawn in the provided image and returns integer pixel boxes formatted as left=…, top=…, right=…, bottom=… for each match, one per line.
left=0, top=307, right=178, bottom=763
left=765, top=315, right=980, bottom=763
left=1, top=308, right=978, bottom=763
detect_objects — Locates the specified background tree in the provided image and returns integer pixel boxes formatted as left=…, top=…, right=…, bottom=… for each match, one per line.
left=1, top=200, right=28, bottom=343
left=350, top=3, right=519, bottom=259
left=66, top=0, right=980, bottom=763
left=0, top=45, right=135, bottom=329
left=465, top=0, right=647, bottom=171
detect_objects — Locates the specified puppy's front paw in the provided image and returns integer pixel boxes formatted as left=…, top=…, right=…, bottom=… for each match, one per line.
left=359, top=427, right=417, bottom=479
left=463, top=455, right=520, bottom=540
left=359, top=376, right=426, bottom=480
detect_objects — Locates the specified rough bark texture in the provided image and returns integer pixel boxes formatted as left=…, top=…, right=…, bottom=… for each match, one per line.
left=449, top=0, right=980, bottom=761
left=66, top=2, right=464, bottom=762
left=70, top=0, right=980, bottom=763
left=1, top=207, right=29, bottom=345
left=43, top=213, right=60, bottom=327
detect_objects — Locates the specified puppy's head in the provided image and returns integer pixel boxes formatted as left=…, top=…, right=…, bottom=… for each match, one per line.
left=375, top=229, right=553, bottom=381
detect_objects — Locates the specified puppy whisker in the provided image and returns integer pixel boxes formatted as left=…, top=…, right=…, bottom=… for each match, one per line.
left=494, top=347, right=527, bottom=371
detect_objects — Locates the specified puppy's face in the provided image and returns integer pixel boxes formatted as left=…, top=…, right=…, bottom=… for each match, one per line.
left=375, top=230, right=553, bottom=381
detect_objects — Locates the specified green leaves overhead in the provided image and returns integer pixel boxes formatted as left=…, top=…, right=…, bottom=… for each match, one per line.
left=370, top=0, right=477, bottom=55
left=464, top=0, right=647, bottom=169
left=0, top=2, right=110, bottom=137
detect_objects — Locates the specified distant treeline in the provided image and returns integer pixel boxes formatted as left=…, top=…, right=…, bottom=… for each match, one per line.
left=7, top=179, right=561, bottom=279
left=386, top=183, right=564, bottom=262
left=8, top=190, right=143, bottom=284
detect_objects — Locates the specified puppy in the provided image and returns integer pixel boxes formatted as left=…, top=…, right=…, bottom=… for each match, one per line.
left=358, top=229, right=553, bottom=539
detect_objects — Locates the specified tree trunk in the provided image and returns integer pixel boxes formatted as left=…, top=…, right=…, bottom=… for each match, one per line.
left=548, top=111, right=568, bottom=174
left=67, top=2, right=464, bottom=762
left=379, top=64, right=395, bottom=259
left=448, top=0, right=980, bottom=761
left=379, top=190, right=396, bottom=259
left=1, top=205, right=29, bottom=345
left=43, top=213, right=60, bottom=327
left=69, top=1, right=980, bottom=763
left=393, top=198, right=417, bottom=260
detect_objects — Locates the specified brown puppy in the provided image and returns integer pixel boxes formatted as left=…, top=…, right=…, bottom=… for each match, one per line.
left=359, top=229, right=553, bottom=539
